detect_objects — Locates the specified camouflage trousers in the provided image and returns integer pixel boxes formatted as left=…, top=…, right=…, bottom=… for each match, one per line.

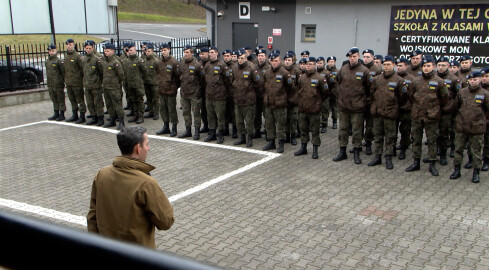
left=285, top=105, right=298, bottom=135
left=254, top=95, right=265, bottom=131
left=299, top=113, right=321, bottom=145
left=206, top=99, right=226, bottom=131
left=437, top=112, right=453, bottom=150
left=338, top=110, right=364, bottom=148
left=66, top=86, right=86, bottom=112
left=265, top=106, right=286, bottom=140
left=127, top=85, right=144, bottom=117
left=454, top=131, right=483, bottom=169
left=85, top=87, right=104, bottom=115
left=363, top=105, right=374, bottom=142
left=411, top=120, right=439, bottom=160
left=396, top=110, right=411, bottom=148
left=329, top=96, right=338, bottom=120
left=159, top=94, right=178, bottom=124
left=320, top=98, right=330, bottom=126
left=103, top=87, right=124, bottom=120
left=373, top=116, right=396, bottom=156
left=235, top=104, right=255, bottom=136
left=144, top=84, right=159, bottom=114
left=181, top=97, right=202, bottom=128
left=48, top=86, right=66, bottom=111
left=484, top=124, right=489, bottom=158
left=226, top=98, right=236, bottom=126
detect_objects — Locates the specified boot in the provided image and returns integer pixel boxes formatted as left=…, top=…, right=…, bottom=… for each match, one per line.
left=96, top=115, right=104, bottom=126
left=128, top=115, right=137, bottom=123
left=294, top=143, right=308, bottom=156
left=66, top=111, right=79, bottom=122
left=86, top=115, right=98, bottom=125
left=482, top=157, right=489, bottom=171
left=333, top=147, right=347, bottom=161
left=170, top=123, right=177, bottom=137
left=87, top=114, right=95, bottom=119
left=439, top=149, right=448, bottom=166
left=290, top=133, right=297, bottom=146
left=75, top=112, right=86, bottom=124
left=200, top=123, right=209, bottom=133
left=464, top=155, right=473, bottom=169
left=449, top=145, right=455, bottom=158
left=365, top=141, right=372, bottom=155
left=312, top=145, right=319, bottom=159
left=48, top=110, right=59, bottom=121
left=405, top=158, right=420, bottom=172
left=353, top=148, right=362, bottom=164
left=320, top=123, right=327, bottom=134
left=385, top=155, right=393, bottom=170
left=144, top=105, right=149, bottom=112
left=156, top=122, right=170, bottom=135
left=123, top=104, right=131, bottom=110
left=178, top=126, right=192, bottom=138
left=254, top=129, right=261, bottom=139
left=55, top=111, right=65, bottom=121
left=349, top=147, right=362, bottom=153
left=332, top=119, right=337, bottom=129
left=399, top=147, right=406, bottom=160
left=193, top=127, right=200, bottom=140
left=368, top=154, right=382, bottom=166
left=104, top=110, right=108, bottom=115
left=472, top=168, right=480, bottom=183
left=216, top=130, right=224, bottom=144
left=285, top=133, right=291, bottom=143
left=223, top=125, right=230, bottom=136
left=153, top=113, right=159, bottom=120
left=126, top=110, right=134, bottom=117
left=204, top=129, right=217, bottom=142
left=277, top=139, right=284, bottom=153
left=429, top=161, right=439, bottom=176
left=246, top=134, right=253, bottom=147
left=136, top=116, right=144, bottom=124
left=262, top=139, right=276, bottom=151
left=392, top=145, right=397, bottom=157
left=117, top=118, right=125, bottom=130
left=103, top=115, right=116, bottom=128
left=450, top=165, right=461, bottom=179
left=143, top=111, right=154, bottom=118
left=232, top=125, right=238, bottom=138
left=234, top=134, right=246, bottom=145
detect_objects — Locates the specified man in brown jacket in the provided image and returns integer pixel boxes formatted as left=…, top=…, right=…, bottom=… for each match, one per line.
left=284, top=53, right=302, bottom=146
left=87, top=126, right=174, bottom=249
left=362, top=49, right=382, bottom=155
left=254, top=48, right=270, bottom=139
left=396, top=58, right=416, bottom=160
left=408, top=49, right=423, bottom=77
left=450, top=71, right=489, bottom=183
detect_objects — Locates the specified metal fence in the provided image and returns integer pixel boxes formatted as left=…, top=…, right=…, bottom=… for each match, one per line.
left=0, top=37, right=210, bottom=92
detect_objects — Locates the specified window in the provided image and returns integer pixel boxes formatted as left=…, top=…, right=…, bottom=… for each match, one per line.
left=301, top=24, right=316, bottom=42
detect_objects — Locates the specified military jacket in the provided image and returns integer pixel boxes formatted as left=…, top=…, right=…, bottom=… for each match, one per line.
left=143, top=54, right=160, bottom=86
left=297, top=70, right=330, bottom=114
left=398, top=71, right=416, bottom=111
left=437, top=70, right=462, bottom=113
left=317, top=66, right=339, bottom=99
left=455, top=85, right=489, bottom=135
left=102, top=55, right=124, bottom=89
left=178, top=56, right=202, bottom=99
left=284, top=64, right=302, bottom=106
left=483, top=83, right=489, bottom=123
left=337, top=61, right=372, bottom=113
left=262, top=65, right=291, bottom=108
left=255, top=60, right=271, bottom=96
left=82, top=52, right=104, bottom=89
left=62, top=49, right=83, bottom=87
left=409, top=71, right=449, bottom=122
left=225, top=60, right=235, bottom=100
left=122, top=54, right=146, bottom=88
left=370, top=71, right=406, bottom=119
left=203, top=59, right=230, bottom=101
left=408, top=64, right=422, bottom=77
left=46, top=54, right=64, bottom=88
left=232, top=61, right=261, bottom=106
left=364, top=61, right=382, bottom=77
left=157, top=55, right=179, bottom=96
left=460, top=68, right=472, bottom=88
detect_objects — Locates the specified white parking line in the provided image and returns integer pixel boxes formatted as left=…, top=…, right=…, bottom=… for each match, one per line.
left=0, top=121, right=280, bottom=226
left=121, top=29, right=175, bottom=39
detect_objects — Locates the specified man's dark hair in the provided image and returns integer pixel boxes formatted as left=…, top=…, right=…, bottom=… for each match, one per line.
left=117, top=127, right=147, bottom=155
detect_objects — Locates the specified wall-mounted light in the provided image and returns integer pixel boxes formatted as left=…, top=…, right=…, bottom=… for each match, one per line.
left=262, top=6, right=277, bottom=13
left=217, top=10, right=224, bottom=18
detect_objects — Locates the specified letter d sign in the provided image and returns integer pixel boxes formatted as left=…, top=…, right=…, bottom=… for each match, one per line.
left=239, top=2, right=250, bottom=19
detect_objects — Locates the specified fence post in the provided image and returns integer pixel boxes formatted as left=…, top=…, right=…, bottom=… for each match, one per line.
left=6, top=46, right=13, bottom=90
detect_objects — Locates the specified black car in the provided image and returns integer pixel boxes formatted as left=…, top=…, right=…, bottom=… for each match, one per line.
left=0, top=60, right=44, bottom=90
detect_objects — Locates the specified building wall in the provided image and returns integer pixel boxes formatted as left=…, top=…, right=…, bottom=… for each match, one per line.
left=295, top=0, right=489, bottom=63
left=209, top=0, right=296, bottom=52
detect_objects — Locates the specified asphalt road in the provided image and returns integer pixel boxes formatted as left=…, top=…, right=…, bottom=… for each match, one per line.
left=95, top=23, right=207, bottom=43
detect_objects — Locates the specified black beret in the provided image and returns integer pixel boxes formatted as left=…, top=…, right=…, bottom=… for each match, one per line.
left=160, top=43, right=170, bottom=49
left=104, top=43, right=116, bottom=50
left=374, top=55, right=383, bottom=60
left=65, top=39, right=74, bottom=44
left=397, top=58, right=410, bottom=64
left=450, top=60, right=460, bottom=67
left=316, top=56, right=325, bottom=62
left=421, top=56, right=435, bottom=65
left=86, top=40, right=96, bottom=45
left=306, top=57, right=316, bottom=63
left=123, top=42, right=130, bottom=48
left=300, top=50, right=310, bottom=56
left=327, top=56, right=336, bottom=62
left=480, top=67, right=489, bottom=75
left=269, top=53, right=280, bottom=60
left=468, top=71, right=481, bottom=78
left=283, top=53, right=294, bottom=60
left=127, top=43, right=136, bottom=49
left=460, top=55, right=472, bottom=61
left=346, top=47, right=359, bottom=56
left=298, top=58, right=307, bottom=64
left=383, top=55, right=395, bottom=63
left=222, top=49, right=232, bottom=55
left=145, top=43, right=154, bottom=50
left=411, top=49, right=423, bottom=56
left=362, top=49, right=374, bottom=55
left=256, top=48, right=267, bottom=55
left=184, top=44, right=193, bottom=50
left=272, top=49, right=281, bottom=55
left=83, top=41, right=94, bottom=47
left=200, top=47, right=209, bottom=53
left=255, top=45, right=264, bottom=53
left=47, top=44, right=56, bottom=50
left=209, top=46, right=219, bottom=52
left=244, top=46, right=252, bottom=50
left=237, top=49, right=246, bottom=57
left=232, top=51, right=237, bottom=55
left=437, top=56, right=450, bottom=64
left=287, top=50, right=296, bottom=56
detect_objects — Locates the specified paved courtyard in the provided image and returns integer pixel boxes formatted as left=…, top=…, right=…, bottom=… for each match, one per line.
left=1, top=97, right=489, bottom=269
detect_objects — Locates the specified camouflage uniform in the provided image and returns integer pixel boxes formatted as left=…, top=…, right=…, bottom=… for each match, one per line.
left=157, top=55, right=180, bottom=125
left=122, top=54, right=147, bottom=118
left=46, top=54, right=66, bottom=112
left=82, top=51, right=104, bottom=116
left=143, top=54, right=160, bottom=117
left=102, top=54, right=125, bottom=122
left=178, top=56, right=203, bottom=130
left=62, top=49, right=85, bottom=114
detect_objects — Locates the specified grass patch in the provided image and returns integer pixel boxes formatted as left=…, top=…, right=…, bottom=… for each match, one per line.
left=118, top=12, right=205, bottom=24
left=118, top=0, right=205, bottom=20
left=0, top=34, right=104, bottom=46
